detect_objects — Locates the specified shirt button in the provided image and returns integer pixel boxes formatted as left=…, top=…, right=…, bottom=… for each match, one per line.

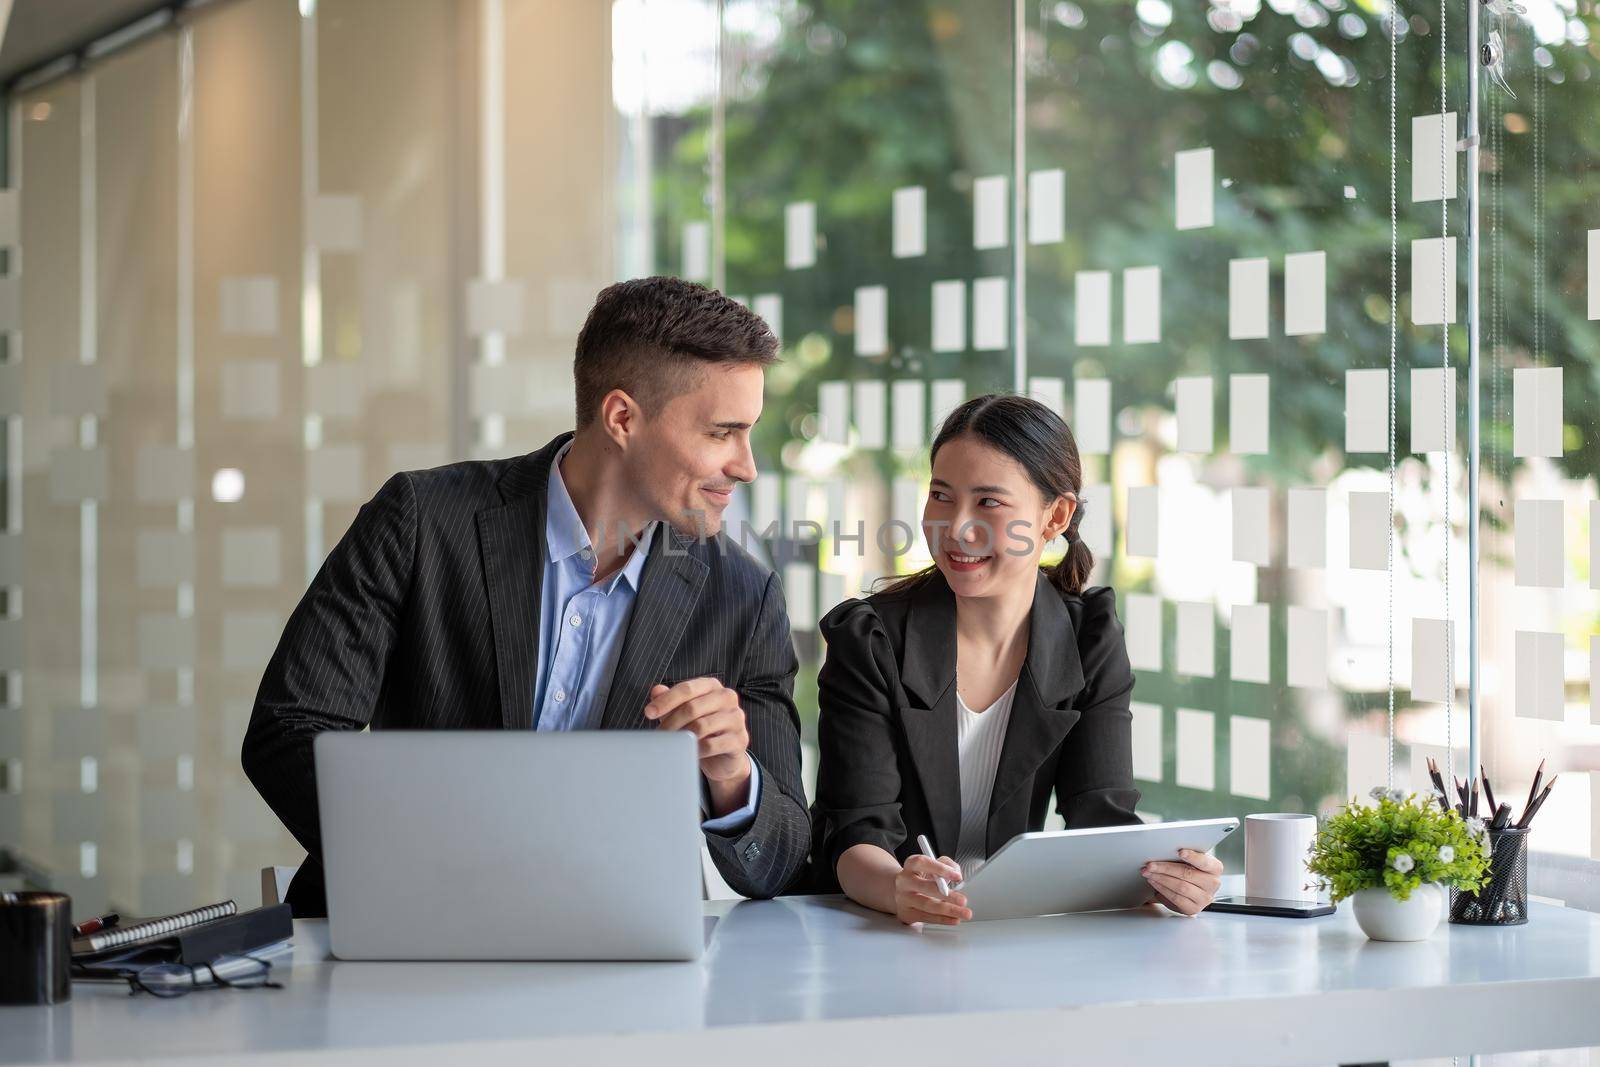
left=569, top=614, right=582, bottom=627
left=554, top=689, right=566, bottom=703
left=579, top=547, right=592, bottom=560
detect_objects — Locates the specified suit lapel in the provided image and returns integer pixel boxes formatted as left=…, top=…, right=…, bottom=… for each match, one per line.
left=600, top=526, right=709, bottom=731
left=897, top=576, right=963, bottom=859
left=986, top=573, right=1087, bottom=853
left=477, top=433, right=570, bottom=730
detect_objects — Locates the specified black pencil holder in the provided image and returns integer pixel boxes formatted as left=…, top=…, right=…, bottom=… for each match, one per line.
left=1450, top=826, right=1529, bottom=926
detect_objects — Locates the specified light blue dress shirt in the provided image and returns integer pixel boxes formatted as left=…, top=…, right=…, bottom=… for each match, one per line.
left=533, top=444, right=760, bottom=832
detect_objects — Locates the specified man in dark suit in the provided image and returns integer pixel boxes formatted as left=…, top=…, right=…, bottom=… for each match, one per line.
left=243, top=277, right=810, bottom=916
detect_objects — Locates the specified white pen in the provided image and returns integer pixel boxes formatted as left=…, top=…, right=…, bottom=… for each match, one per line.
left=916, top=834, right=953, bottom=897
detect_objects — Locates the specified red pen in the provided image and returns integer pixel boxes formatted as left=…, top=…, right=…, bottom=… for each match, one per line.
left=72, top=912, right=119, bottom=937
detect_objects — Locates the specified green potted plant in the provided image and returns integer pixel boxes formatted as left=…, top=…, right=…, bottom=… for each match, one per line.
left=1307, top=788, right=1492, bottom=941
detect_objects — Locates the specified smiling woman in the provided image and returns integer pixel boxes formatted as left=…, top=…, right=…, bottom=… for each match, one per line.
left=809, top=394, right=1226, bottom=924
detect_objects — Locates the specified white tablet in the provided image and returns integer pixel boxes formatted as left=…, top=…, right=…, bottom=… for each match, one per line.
left=955, top=817, right=1239, bottom=921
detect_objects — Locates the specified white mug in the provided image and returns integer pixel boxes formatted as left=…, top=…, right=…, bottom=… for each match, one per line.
left=1245, top=813, right=1318, bottom=901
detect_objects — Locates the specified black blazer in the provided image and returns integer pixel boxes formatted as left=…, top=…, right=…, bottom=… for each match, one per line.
left=243, top=432, right=811, bottom=915
left=810, top=570, right=1141, bottom=887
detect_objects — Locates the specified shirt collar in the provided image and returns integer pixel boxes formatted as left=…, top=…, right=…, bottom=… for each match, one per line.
left=545, top=442, right=653, bottom=592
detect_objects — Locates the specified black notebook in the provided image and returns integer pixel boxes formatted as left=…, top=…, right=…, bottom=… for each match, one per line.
left=73, top=899, right=237, bottom=955
left=73, top=902, right=293, bottom=964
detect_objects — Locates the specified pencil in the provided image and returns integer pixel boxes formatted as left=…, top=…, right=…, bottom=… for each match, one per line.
left=1524, top=758, right=1546, bottom=822
left=1481, top=765, right=1497, bottom=815
left=1517, top=775, right=1558, bottom=830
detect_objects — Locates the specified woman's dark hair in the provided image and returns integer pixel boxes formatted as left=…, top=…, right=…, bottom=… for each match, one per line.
left=875, top=393, right=1093, bottom=598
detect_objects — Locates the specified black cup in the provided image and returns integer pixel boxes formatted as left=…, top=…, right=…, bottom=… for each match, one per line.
left=1450, top=827, right=1529, bottom=926
left=0, top=891, right=72, bottom=1005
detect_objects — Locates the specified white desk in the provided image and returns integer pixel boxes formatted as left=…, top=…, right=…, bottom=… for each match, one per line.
left=5, top=895, right=1600, bottom=1066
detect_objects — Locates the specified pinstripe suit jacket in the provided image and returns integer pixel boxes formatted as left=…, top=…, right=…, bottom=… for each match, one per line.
left=242, top=432, right=812, bottom=916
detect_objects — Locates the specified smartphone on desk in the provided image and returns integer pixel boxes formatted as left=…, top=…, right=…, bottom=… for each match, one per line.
left=1205, top=896, right=1335, bottom=918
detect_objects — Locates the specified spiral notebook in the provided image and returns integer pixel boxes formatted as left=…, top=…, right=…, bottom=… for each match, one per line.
left=72, top=899, right=237, bottom=956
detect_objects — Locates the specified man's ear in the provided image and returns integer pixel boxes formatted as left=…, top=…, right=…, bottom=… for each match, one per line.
left=598, top=389, right=642, bottom=448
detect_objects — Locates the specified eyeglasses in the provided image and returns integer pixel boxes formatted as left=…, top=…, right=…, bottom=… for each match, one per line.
left=75, top=953, right=283, bottom=999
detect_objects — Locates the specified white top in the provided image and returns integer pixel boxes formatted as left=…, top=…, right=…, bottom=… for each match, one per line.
left=952, top=679, right=1018, bottom=878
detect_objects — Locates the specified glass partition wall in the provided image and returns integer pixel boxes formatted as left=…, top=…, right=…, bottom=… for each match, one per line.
left=0, top=0, right=1596, bottom=913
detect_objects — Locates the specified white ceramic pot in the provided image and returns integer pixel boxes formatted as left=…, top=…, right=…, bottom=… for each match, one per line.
left=1351, top=883, right=1444, bottom=942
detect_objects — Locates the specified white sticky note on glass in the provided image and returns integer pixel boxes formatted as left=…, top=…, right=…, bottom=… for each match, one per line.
left=1346, top=731, right=1391, bottom=802
left=1229, top=374, right=1269, bottom=454
left=1232, top=487, right=1270, bottom=566
left=1411, top=618, right=1454, bottom=703
left=1230, top=603, right=1270, bottom=684
left=0, top=189, right=17, bottom=248
left=854, top=285, right=887, bottom=356
left=1125, top=593, right=1162, bottom=672
left=1175, top=376, right=1214, bottom=453
left=1123, top=266, right=1161, bottom=344
left=466, top=279, right=526, bottom=337
left=0, top=277, right=17, bottom=332
left=1287, top=487, right=1327, bottom=568
left=1131, top=702, right=1163, bottom=782
left=1028, top=168, right=1065, bottom=245
left=892, top=380, right=925, bottom=451
left=1513, top=366, right=1563, bottom=458
left=1074, top=379, right=1111, bottom=454
left=785, top=202, right=817, bottom=269
left=1592, top=636, right=1600, bottom=725
left=853, top=380, right=886, bottom=449
left=1175, top=147, right=1214, bottom=230
left=1515, top=630, right=1565, bottom=722
left=1411, top=236, right=1457, bottom=325
left=1349, top=491, right=1390, bottom=571
left=222, top=528, right=282, bottom=589
left=752, top=476, right=781, bottom=534
left=681, top=221, right=710, bottom=281
left=1176, top=601, right=1214, bottom=678
left=892, top=186, right=926, bottom=259
left=1345, top=368, right=1389, bottom=453
left=1230, top=716, right=1271, bottom=801
left=220, top=360, right=280, bottom=420
left=1027, top=377, right=1065, bottom=417
left=973, top=174, right=1008, bottom=250
left=783, top=563, right=818, bottom=632
left=1287, top=606, right=1329, bottom=689
left=308, top=445, right=364, bottom=502
left=818, top=381, right=849, bottom=446
left=1514, top=498, right=1563, bottom=588
left=752, top=294, right=782, bottom=342
left=1127, top=486, right=1158, bottom=558
left=1284, top=250, right=1326, bottom=336
left=1589, top=229, right=1599, bottom=320
left=222, top=611, right=282, bottom=671
left=1592, top=500, right=1600, bottom=592
left=1079, top=483, right=1112, bottom=557
left=309, top=193, right=363, bottom=253
left=1075, top=271, right=1112, bottom=347
left=1229, top=258, right=1269, bottom=340
left=1176, top=709, right=1215, bottom=792
left=1411, top=112, right=1458, bottom=202
left=220, top=275, right=280, bottom=337
left=972, top=276, right=1007, bottom=351
left=931, top=281, right=966, bottom=352
left=1411, top=367, right=1456, bottom=452
left=931, top=379, right=965, bottom=430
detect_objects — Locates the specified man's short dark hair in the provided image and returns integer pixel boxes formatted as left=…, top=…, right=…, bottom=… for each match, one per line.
left=573, top=276, right=780, bottom=429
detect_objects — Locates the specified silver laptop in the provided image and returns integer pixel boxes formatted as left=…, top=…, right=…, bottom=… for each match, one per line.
left=314, top=730, right=705, bottom=961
